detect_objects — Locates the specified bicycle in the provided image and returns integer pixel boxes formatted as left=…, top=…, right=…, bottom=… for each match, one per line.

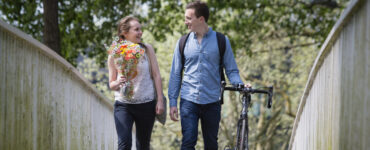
left=221, top=81, right=273, bottom=150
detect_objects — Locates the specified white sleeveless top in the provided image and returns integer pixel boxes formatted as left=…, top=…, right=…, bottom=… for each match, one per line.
left=114, top=53, right=155, bottom=104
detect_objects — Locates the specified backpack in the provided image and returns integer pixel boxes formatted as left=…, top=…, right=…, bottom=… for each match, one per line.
left=178, top=32, right=227, bottom=104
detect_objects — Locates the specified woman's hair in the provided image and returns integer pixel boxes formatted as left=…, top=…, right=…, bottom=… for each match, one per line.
left=116, top=16, right=147, bottom=49
left=117, top=16, right=139, bottom=41
left=186, top=1, right=209, bottom=23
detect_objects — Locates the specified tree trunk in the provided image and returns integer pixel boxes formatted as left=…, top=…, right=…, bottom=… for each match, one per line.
left=43, top=0, right=61, bottom=55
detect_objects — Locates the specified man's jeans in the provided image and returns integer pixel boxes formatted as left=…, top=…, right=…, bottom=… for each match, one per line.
left=114, top=100, right=156, bottom=150
left=180, top=99, right=221, bottom=150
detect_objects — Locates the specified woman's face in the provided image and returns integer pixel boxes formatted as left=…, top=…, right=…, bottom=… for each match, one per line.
left=123, top=20, right=143, bottom=43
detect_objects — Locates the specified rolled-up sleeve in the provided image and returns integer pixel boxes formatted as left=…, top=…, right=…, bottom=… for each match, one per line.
left=168, top=40, right=182, bottom=107
left=223, top=36, right=243, bottom=85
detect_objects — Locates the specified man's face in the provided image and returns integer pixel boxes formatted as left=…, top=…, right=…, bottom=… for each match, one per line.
left=185, top=9, right=201, bottom=32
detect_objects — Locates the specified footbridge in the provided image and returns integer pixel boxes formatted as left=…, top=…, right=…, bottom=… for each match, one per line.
left=289, top=0, right=370, bottom=149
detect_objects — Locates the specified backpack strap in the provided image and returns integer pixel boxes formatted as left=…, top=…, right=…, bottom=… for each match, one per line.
left=216, top=32, right=226, bottom=82
left=179, top=33, right=191, bottom=79
left=216, top=32, right=226, bottom=104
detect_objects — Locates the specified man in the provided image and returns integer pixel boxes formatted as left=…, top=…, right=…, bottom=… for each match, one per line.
left=168, top=1, right=247, bottom=149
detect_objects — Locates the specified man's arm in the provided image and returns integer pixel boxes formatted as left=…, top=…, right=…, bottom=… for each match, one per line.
left=222, top=36, right=243, bottom=85
left=168, top=40, right=182, bottom=121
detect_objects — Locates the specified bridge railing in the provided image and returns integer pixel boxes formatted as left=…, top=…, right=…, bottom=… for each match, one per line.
left=289, top=0, right=370, bottom=149
left=0, top=20, right=117, bottom=149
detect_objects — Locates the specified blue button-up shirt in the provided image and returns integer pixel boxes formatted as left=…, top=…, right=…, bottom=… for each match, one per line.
left=168, top=28, right=243, bottom=107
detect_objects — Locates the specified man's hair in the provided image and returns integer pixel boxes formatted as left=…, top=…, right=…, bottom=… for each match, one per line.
left=186, top=1, right=209, bottom=23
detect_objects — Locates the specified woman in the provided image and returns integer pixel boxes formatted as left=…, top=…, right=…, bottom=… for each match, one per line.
left=107, top=16, right=164, bottom=150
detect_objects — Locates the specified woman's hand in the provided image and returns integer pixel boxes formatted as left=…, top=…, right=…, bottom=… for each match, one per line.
left=117, top=76, right=127, bottom=88
left=156, top=98, right=165, bottom=115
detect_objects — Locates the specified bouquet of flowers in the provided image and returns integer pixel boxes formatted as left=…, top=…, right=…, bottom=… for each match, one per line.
left=106, top=38, right=145, bottom=99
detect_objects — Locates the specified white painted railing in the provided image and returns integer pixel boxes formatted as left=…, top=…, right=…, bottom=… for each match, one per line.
left=289, top=0, right=370, bottom=149
left=0, top=20, right=117, bottom=149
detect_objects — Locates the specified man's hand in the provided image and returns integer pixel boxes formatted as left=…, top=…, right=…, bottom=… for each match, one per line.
left=245, top=83, right=252, bottom=88
left=170, top=106, right=179, bottom=121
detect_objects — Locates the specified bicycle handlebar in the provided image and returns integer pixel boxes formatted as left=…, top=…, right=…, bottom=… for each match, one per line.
left=221, top=81, right=273, bottom=108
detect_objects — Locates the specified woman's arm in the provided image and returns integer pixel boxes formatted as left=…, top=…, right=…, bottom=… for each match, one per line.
left=108, top=55, right=123, bottom=91
left=145, top=44, right=164, bottom=102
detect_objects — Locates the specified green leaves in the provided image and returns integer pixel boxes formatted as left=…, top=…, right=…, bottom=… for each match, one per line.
left=144, top=0, right=346, bottom=57
left=0, top=0, right=43, bottom=41
left=0, top=0, right=347, bottom=66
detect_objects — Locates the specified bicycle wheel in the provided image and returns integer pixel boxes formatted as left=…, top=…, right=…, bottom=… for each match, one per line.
left=236, top=119, right=249, bottom=150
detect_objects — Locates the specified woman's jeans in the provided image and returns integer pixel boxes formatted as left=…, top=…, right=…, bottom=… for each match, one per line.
left=114, top=100, right=156, bottom=150
left=180, top=99, right=221, bottom=150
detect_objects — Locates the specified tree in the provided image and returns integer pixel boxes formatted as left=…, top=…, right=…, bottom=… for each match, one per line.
left=1, top=0, right=348, bottom=65
left=145, top=0, right=348, bottom=55
left=43, top=0, right=60, bottom=54
left=0, top=0, right=159, bottom=66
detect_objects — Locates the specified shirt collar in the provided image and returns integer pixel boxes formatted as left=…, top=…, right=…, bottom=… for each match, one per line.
left=205, top=27, right=213, bottom=37
left=193, top=27, right=213, bottom=39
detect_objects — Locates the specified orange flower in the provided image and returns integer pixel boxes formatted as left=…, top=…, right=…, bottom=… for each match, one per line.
left=120, top=45, right=127, bottom=50
left=126, top=49, right=134, bottom=54
left=124, top=53, right=135, bottom=60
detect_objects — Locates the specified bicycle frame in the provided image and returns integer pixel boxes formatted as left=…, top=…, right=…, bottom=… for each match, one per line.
left=222, top=82, right=273, bottom=150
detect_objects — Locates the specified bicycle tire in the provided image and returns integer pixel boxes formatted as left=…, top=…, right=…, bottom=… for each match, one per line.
left=235, top=119, right=242, bottom=147
left=236, top=119, right=249, bottom=150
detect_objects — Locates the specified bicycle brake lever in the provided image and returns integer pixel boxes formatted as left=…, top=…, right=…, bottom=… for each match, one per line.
left=237, top=83, right=244, bottom=89
left=267, top=86, right=273, bottom=108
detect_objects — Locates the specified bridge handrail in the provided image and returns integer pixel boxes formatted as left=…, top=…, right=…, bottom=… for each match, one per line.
left=288, top=0, right=366, bottom=148
left=0, top=19, right=113, bottom=110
